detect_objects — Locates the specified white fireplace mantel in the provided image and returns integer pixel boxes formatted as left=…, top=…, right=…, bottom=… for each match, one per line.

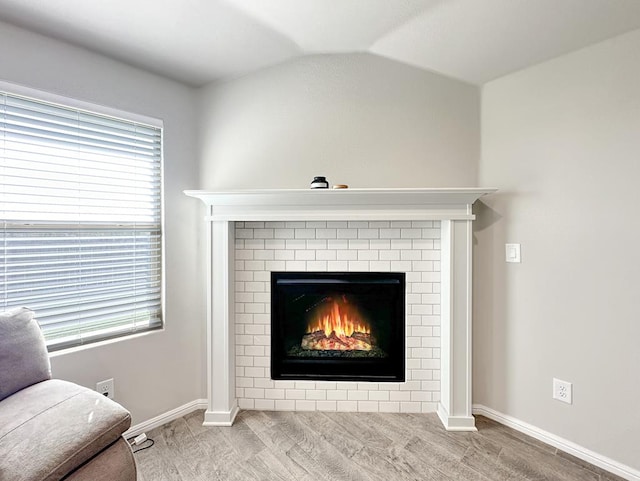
left=185, top=188, right=491, bottom=222
left=185, top=187, right=495, bottom=431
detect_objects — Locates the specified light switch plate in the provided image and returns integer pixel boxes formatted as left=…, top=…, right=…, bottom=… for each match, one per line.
left=505, top=243, right=521, bottom=263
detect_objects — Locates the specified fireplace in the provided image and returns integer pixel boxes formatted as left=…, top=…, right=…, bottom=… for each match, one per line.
left=186, top=187, right=494, bottom=429
left=271, top=272, right=405, bottom=382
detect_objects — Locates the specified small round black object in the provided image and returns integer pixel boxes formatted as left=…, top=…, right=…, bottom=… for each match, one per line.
left=310, top=176, right=329, bottom=189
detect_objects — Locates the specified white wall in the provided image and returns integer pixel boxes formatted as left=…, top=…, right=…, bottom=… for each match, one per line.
left=476, top=29, right=640, bottom=470
left=198, top=53, right=479, bottom=190
left=0, top=21, right=205, bottom=425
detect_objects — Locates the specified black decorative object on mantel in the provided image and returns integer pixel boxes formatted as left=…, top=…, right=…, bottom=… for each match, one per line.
left=310, top=176, right=329, bottom=189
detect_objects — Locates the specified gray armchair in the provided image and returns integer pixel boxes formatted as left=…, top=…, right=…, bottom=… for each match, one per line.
left=0, top=307, right=137, bottom=481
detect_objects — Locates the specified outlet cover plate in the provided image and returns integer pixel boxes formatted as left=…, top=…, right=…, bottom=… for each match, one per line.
left=505, top=243, right=521, bottom=263
left=553, top=378, right=572, bottom=404
left=96, top=378, right=115, bottom=400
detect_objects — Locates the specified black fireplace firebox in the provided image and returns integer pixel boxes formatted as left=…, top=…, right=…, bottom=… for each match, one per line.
left=271, top=272, right=405, bottom=382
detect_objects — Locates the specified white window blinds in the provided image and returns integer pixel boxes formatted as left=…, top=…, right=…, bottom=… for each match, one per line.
left=0, top=90, right=163, bottom=351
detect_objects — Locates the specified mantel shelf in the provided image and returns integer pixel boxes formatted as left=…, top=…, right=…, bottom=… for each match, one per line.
left=184, top=188, right=496, bottom=221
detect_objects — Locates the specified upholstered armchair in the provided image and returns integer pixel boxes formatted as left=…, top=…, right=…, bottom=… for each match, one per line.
left=0, top=307, right=137, bottom=481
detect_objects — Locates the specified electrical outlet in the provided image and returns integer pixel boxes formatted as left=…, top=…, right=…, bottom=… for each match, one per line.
left=553, top=378, right=572, bottom=404
left=96, top=378, right=115, bottom=400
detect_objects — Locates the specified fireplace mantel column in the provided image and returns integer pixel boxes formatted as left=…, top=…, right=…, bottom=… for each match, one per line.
left=203, top=218, right=239, bottom=426
left=438, top=219, right=476, bottom=431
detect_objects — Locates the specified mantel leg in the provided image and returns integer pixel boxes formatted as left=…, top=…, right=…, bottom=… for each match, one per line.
left=203, top=220, right=239, bottom=426
left=438, top=219, right=476, bottom=431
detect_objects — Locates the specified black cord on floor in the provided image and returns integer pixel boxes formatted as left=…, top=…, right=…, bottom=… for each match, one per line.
left=132, top=438, right=155, bottom=453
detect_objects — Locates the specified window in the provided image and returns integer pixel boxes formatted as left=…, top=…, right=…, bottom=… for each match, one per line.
left=1, top=87, right=163, bottom=351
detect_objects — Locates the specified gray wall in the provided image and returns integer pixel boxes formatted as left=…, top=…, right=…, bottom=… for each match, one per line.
left=198, top=53, right=479, bottom=190
left=0, top=21, right=205, bottom=425
left=476, top=29, right=640, bottom=469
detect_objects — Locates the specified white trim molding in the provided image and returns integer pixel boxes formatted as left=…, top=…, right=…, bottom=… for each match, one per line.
left=186, top=188, right=495, bottom=431
left=473, top=404, right=640, bottom=481
left=125, top=399, right=207, bottom=438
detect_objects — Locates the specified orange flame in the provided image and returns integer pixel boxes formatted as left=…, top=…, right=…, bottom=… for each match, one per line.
left=307, top=298, right=370, bottom=338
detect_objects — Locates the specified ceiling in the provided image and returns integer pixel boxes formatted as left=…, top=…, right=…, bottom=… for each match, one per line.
left=1, top=0, right=640, bottom=87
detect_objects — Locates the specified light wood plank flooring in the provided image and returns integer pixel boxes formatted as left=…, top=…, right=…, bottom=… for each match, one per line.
left=134, top=410, right=624, bottom=481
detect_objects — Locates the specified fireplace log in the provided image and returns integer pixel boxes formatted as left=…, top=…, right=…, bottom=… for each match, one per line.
left=301, top=330, right=373, bottom=351
left=351, top=331, right=373, bottom=345
left=300, top=330, right=326, bottom=347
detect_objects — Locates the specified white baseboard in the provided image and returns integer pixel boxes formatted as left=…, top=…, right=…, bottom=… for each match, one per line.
left=473, top=404, right=639, bottom=481
left=125, top=399, right=207, bottom=438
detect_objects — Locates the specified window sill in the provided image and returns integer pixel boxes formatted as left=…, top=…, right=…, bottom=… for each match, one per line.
left=48, top=327, right=165, bottom=358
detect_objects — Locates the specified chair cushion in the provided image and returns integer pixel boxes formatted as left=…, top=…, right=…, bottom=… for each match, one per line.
left=0, top=379, right=132, bottom=481
left=0, top=307, right=51, bottom=401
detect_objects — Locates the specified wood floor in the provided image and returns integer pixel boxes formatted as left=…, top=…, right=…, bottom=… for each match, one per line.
left=135, top=410, right=624, bottom=481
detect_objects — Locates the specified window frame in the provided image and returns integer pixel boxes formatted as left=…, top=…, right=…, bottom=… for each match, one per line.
left=0, top=80, right=165, bottom=352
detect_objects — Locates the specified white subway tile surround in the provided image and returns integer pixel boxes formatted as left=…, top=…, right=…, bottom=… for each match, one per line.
left=234, top=220, right=441, bottom=414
